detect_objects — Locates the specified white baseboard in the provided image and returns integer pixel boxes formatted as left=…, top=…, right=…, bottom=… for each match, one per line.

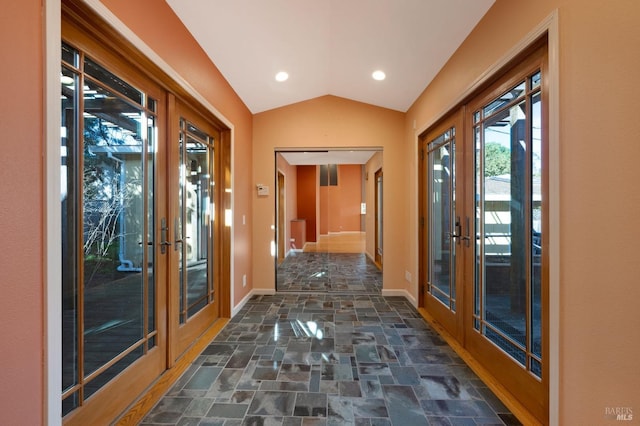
left=381, top=288, right=418, bottom=307
left=231, top=288, right=277, bottom=317
left=233, top=288, right=417, bottom=317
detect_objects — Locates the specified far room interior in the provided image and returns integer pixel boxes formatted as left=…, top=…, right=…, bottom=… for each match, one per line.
left=275, top=149, right=383, bottom=293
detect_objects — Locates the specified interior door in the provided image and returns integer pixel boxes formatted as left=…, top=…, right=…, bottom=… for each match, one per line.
left=421, top=110, right=466, bottom=340
left=168, top=98, right=221, bottom=362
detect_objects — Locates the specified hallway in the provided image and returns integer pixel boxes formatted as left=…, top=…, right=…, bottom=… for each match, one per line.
left=141, top=293, right=520, bottom=425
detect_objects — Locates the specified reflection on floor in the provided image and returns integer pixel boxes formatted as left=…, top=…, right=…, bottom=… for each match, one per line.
left=277, top=252, right=382, bottom=294
left=142, top=294, right=521, bottom=425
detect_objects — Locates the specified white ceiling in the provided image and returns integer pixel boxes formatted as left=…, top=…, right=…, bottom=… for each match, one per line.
left=166, top=0, right=495, bottom=114
left=279, top=150, right=379, bottom=165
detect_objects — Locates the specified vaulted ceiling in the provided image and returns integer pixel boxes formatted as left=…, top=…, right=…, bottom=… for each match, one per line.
left=166, top=0, right=495, bottom=114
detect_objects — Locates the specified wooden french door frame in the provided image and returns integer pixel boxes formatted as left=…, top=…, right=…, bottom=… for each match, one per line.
left=61, top=8, right=169, bottom=423
left=167, top=96, right=223, bottom=365
left=61, top=2, right=233, bottom=423
left=419, top=42, right=549, bottom=424
left=420, top=108, right=466, bottom=342
left=464, top=44, right=549, bottom=422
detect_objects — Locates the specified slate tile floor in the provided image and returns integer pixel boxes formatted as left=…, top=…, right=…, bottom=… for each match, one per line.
left=142, top=293, right=521, bottom=425
left=276, top=253, right=382, bottom=293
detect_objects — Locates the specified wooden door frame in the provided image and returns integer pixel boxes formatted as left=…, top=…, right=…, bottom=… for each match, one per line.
left=419, top=108, right=466, bottom=343
left=463, top=43, right=549, bottom=423
left=374, top=168, right=383, bottom=268
left=418, top=40, right=550, bottom=424
left=58, top=1, right=235, bottom=424
left=61, top=6, right=169, bottom=423
left=277, top=170, right=286, bottom=264
left=167, top=96, right=226, bottom=365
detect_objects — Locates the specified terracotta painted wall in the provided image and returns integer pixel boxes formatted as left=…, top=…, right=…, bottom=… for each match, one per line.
left=253, top=96, right=404, bottom=293
left=0, top=1, right=45, bottom=424
left=406, top=0, right=640, bottom=423
left=296, top=165, right=318, bottom=243
left=99, top=0, right=254, bottom=307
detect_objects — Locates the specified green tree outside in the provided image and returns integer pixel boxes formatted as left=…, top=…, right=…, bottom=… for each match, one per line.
left=484, top=142, right=511, bottom=177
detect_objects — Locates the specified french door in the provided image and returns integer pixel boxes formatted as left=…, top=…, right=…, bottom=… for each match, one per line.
left=62, top=10, right=230, bottom=421
left=420, top=44, right=548, bottom=422
left=168, top=98, right=222, bottom=363
left=60, top=38, right=168, bottom=424
left=421, top=109, right=466, bottom=341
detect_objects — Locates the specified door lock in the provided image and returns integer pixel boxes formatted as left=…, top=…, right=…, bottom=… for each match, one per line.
left=461, top=216, right=471, bottom=247
left=160, top=218, right=171, bottom=254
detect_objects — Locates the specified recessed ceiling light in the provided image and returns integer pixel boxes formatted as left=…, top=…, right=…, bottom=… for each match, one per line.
left=275, top=71, right=289, bottom=82
left=372, top=70, right=386, bottom=81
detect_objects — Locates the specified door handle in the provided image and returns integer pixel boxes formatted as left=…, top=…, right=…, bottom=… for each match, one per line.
left=448, top=216, right=462, bottom=245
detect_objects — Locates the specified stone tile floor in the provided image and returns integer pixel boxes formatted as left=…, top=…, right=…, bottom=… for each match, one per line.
left=142, top=294, right=521, bottom=425
left=276, top=253, right=382, bottom=293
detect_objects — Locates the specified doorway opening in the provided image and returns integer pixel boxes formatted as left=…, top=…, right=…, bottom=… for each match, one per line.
left=274, top=149, right=383, bottom=294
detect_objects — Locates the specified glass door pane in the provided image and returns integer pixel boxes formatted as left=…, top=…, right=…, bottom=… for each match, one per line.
left=428, top=131, right=457, bottom=309
left=178, top=120, right=215, bottom=323
left=170, top=101, right=222, bottom=361
left=421, top=109, right=464, bottom=340
left=473, top=75, right=543, bottom=378
left=81, top=69, right=152, bottom=397
left=61, top=43, right=163, bottom=417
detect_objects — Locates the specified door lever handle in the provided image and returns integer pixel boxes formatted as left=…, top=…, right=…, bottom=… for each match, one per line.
left=449, top=216, right=462, bottom=245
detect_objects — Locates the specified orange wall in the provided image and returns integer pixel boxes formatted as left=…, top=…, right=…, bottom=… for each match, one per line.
left=253, top=96, right=405, bottom=293
left=99, top=0, right=254, bottom=307
left=0, top=1, right=45, bottom=424
left=296, top=165, right=318, bottom=243
left=406, top=0, right=640, bottom=423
